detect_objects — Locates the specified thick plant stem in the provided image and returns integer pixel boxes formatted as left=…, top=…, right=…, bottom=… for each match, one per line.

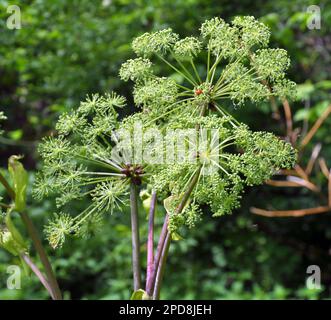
left=153, top=232, right=171, bottom=300
left=153, top=166, right=202, bottom=299
left=20, top=253, right=55, bottom=300
left=0, top=172, right=62, bottom=300
left=130, top=182, right=142, bottom=291
left=146, top=213, right=168, bottom=296
left=145, top=190, right=156, bottom=294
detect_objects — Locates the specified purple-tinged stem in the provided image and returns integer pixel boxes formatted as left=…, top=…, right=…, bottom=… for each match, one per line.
left=152, top=232, right=171, bottom=300
left=146, top=190, right=157, bottom=293
left=20, top=253, right=55, bottom=300
left=130, top=182, right=142, bottom=291
left=146, top=213, right=168, bottom=296
left=153, top=166, right=202, bottom=299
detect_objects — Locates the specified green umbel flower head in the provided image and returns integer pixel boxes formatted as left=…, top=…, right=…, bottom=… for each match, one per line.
left=34, top=93, right=138, bottom=248
left=120, top=15, right=297, bottom=235
left=36, top=16, right=297, bottom=247
left=122, top=15, right=296, bottom=111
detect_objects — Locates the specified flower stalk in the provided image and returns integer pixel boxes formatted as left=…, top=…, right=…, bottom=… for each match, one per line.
left=146, top=213, right=168, bottom=297
left=152, top=232, right=171, bottom=300
left=20, top=252, right=55, bottom=299
left=146, top=190, right=156, bottom=294
left=130, top=182, right=142, bottom=291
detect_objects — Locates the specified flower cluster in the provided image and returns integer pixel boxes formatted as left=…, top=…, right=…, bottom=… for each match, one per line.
left=119, top=15, right=297, bottom=235
left=149, top=119, right=296, bottom=229
left=34, top=93, right=138, bottom=248
left=119, top=58, right=153, bottom=82
left=36, top=16, right=298, bottom=247
left=173, top=37, right=202, bottom=60
left=121, top=15, right=296, bottom=113
left=132, top=28, right=179, bottom=57
left=133, top=77, right=178, bottom=113
left=252, top=48, right=290, bottom=82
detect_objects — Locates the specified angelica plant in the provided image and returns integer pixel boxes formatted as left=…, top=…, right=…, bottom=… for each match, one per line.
left=35, top=16, right=297, bottom=299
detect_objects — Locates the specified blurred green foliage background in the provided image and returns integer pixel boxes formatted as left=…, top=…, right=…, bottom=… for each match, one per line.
left=0, top=0, right=331, bottom=299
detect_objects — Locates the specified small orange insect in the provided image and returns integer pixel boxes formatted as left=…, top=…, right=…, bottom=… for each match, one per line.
left=195, top=89, right=203, bottom=95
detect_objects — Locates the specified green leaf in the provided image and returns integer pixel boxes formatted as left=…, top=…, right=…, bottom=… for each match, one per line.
left=295, top=101, right=331, bottom=122
left=295, top=82, right=315, bottom=101
left=0, top=231, right=31, bottom=276
left=8, top=155, right=28, bottom=212
left=8, top=129, right=23, bottom=141
left=0, top=226, right=20, bottom=256
left=316, top=80, right=331, bottom=90
left=314, top=101, right=331, bottom=117
left=163, top=197, right=173, bottom=216
left=0, top=209, right=28, bottom=256
left=163, top=195, right=180, bottom=215
left=171, top=232, right=184, bottom=241
left=130, top=289, right=150, bottom=300
left=1, top=209, right=30, bottom=276
left=287, top=12, right=310, bottom=30
left=294, top=108, right=310, bottom=122
left=5, top=209, right=28, bottom=252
